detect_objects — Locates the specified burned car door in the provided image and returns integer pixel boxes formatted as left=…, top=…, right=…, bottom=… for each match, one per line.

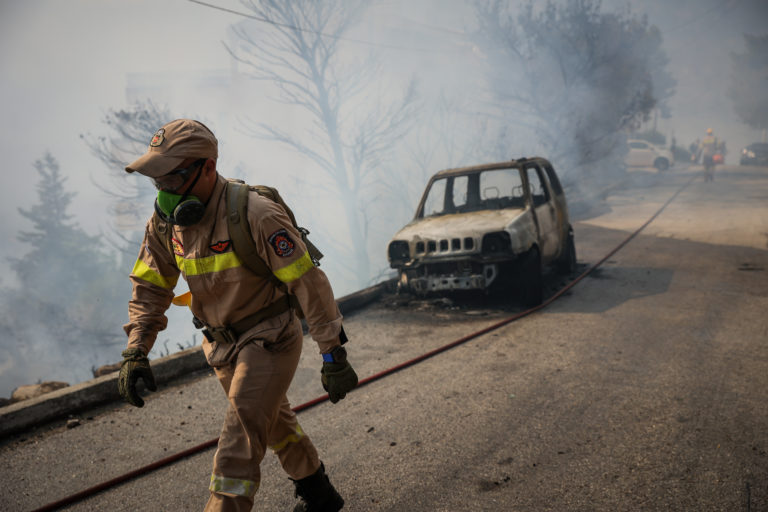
left=541, top=160, right=570, bottom=246
left=524, top=163, right=559, bottom=260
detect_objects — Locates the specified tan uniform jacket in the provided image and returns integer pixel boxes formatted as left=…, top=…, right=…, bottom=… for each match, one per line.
left=123, top=175, right=343, bottom=355
left=699, top=136, right=719, bottom=157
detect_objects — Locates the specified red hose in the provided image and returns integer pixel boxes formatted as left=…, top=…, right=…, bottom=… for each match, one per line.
left=31, top=174, right=697, bottom=512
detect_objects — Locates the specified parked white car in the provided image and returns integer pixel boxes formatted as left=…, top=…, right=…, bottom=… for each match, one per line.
left=626, top=139, right=674, bottom=171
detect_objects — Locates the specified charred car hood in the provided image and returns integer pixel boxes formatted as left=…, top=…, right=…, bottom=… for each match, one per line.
left=392, top=208, right=526, bottom=242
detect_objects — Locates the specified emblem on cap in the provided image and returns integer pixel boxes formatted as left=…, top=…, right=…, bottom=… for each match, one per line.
left=150, top=128, right=165, bottom=147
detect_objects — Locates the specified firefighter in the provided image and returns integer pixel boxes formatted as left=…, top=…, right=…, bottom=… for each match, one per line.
left=695, top=128, right=719, bottom=182
left=117, top=119, right=357, bottom=512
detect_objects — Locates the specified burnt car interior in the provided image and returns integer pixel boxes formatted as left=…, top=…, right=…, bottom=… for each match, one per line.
left=420, top=168, right=528, bottom=217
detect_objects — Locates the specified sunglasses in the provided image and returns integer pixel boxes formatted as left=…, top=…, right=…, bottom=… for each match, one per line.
left=152, top=159, right=206, bottom=192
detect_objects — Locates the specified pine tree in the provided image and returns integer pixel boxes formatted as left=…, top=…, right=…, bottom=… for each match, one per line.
left=0, top=153, right=128, bottom=394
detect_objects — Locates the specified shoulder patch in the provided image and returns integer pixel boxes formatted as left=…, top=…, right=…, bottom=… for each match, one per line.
left=171, top=237, right=184, bottom=256
left=210, top=240, right=232, bottom=254
left=268, top=229, right=295, bottom=257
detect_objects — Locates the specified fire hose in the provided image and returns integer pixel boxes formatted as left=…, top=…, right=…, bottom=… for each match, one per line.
left=30, top=174, right=697, bottom=512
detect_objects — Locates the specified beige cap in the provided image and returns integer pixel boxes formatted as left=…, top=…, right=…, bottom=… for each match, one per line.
left=125, top=119, right=218, bottom=177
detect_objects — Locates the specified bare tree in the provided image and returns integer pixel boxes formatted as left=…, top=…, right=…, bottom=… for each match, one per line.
left=387, top=91, right=497, bottom=224
left=473, top=0, right=675, bottom=186
left=227, top=0, right=418, bottom=288
left=81, top=100, right=172, bottom=267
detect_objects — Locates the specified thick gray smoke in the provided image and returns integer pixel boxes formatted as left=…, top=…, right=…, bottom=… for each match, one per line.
left=0, top=0, right=766, bottom=397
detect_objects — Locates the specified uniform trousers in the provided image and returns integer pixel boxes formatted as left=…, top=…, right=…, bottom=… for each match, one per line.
left=204, top=311, right=320, bottom=512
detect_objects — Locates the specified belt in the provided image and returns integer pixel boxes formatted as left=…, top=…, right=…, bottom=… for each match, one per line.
left=201, top=295, right=293, bottom=344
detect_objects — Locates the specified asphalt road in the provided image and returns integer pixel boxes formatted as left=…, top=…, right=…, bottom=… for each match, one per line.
left=1, top=164, right=767, bottom=511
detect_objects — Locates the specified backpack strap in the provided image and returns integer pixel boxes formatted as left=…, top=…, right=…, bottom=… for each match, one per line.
left=250, top=184, right=324, bottom=266
left=151, top=211, right=175, bottom=263
left=226, top=181, right=305, bottom=317
left=226, top=181, right=280, bottom=284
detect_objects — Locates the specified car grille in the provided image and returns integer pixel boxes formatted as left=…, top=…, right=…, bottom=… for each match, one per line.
left=415, top=237, right=475, bottom=255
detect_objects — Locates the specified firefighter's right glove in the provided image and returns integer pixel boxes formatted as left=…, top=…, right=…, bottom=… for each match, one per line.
left=118, top=348, right=157, bottom=408
left=320, top=346, right=358, bottom=404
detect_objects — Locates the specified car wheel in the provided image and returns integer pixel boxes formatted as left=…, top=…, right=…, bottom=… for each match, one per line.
left=556, top=228, right=577, bottom=275
left=518, top=246, right=543, bottom=308
left=654, top=158, right=669, bottom=171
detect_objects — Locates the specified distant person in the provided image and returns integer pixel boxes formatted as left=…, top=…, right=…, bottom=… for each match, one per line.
left=117, top=119, right=357, bottom=512
left=689, top=139, right=700, bottom=164
left=695, top=128, right=719, bottom=182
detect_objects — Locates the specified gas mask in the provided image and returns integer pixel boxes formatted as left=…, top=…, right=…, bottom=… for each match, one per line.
left=154, top=190, right=206, bottom=226
left=153, top=163, right=207, bottom=226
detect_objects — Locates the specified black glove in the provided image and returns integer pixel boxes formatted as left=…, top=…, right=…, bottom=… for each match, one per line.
left=320, top=346, right=358, bottom=403
left=118, top=348, right=157, bottom=407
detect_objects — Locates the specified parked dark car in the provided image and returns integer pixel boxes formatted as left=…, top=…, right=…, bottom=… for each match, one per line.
left=740, top=143, right=768, bottom=166
left=386, top=157, right=576, bottom=307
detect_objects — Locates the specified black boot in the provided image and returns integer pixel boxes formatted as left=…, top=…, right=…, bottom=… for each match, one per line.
left=291, top=462, right=344, bottom=512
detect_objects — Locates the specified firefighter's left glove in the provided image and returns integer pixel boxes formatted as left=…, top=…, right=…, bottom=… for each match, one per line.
left=321, top=351, right=358, bottom=404
left=118, top=348, right=157, bottom=408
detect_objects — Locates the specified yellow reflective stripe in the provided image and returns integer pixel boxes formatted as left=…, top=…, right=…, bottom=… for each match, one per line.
left=273, top=251, right=314, bottom=283
left=131, top=259, right=178, bottom=290
left=269, top=424, right=305, bottom=452
left=209, top=474, right=259, bottom=498
left=175, top=252, right=242, bottom=276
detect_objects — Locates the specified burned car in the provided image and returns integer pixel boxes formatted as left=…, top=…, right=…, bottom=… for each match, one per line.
left=387, top=157, right=575, bottom=306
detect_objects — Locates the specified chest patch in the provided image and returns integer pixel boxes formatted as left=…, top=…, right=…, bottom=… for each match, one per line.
left=268, top=229, right=295, bottom=257
left=171, top=237, right=184, bottom=257
left=210, top=240, right=232, bottom=254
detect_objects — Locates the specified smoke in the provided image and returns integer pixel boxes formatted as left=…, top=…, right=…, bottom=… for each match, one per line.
left=0, top=0, right=766, bottom=397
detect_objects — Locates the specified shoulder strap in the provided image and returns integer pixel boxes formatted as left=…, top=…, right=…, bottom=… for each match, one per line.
left=226, top=181, right=280, bottom=284
left=151, top=212, right=175, bottom=261
left=226, top=181, right=304, bottom=317
left=251, top=185, right=324, bottom=266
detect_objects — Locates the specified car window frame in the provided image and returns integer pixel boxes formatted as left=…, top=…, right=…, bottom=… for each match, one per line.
left=414, top=160, right=561, bottom=219
left=541, top=162, right=563, bottom=196
left=523, top=163, right=551, bottom=208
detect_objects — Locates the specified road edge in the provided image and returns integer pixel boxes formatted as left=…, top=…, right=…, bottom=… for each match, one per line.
left=0, top=279, right=396, bottom=439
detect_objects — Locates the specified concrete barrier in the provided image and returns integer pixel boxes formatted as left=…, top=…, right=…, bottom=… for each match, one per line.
left=0, top=279, right=395, bottom=439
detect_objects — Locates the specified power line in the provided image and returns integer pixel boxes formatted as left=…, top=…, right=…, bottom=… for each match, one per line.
left=187, top=0, right=455, bottom=53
